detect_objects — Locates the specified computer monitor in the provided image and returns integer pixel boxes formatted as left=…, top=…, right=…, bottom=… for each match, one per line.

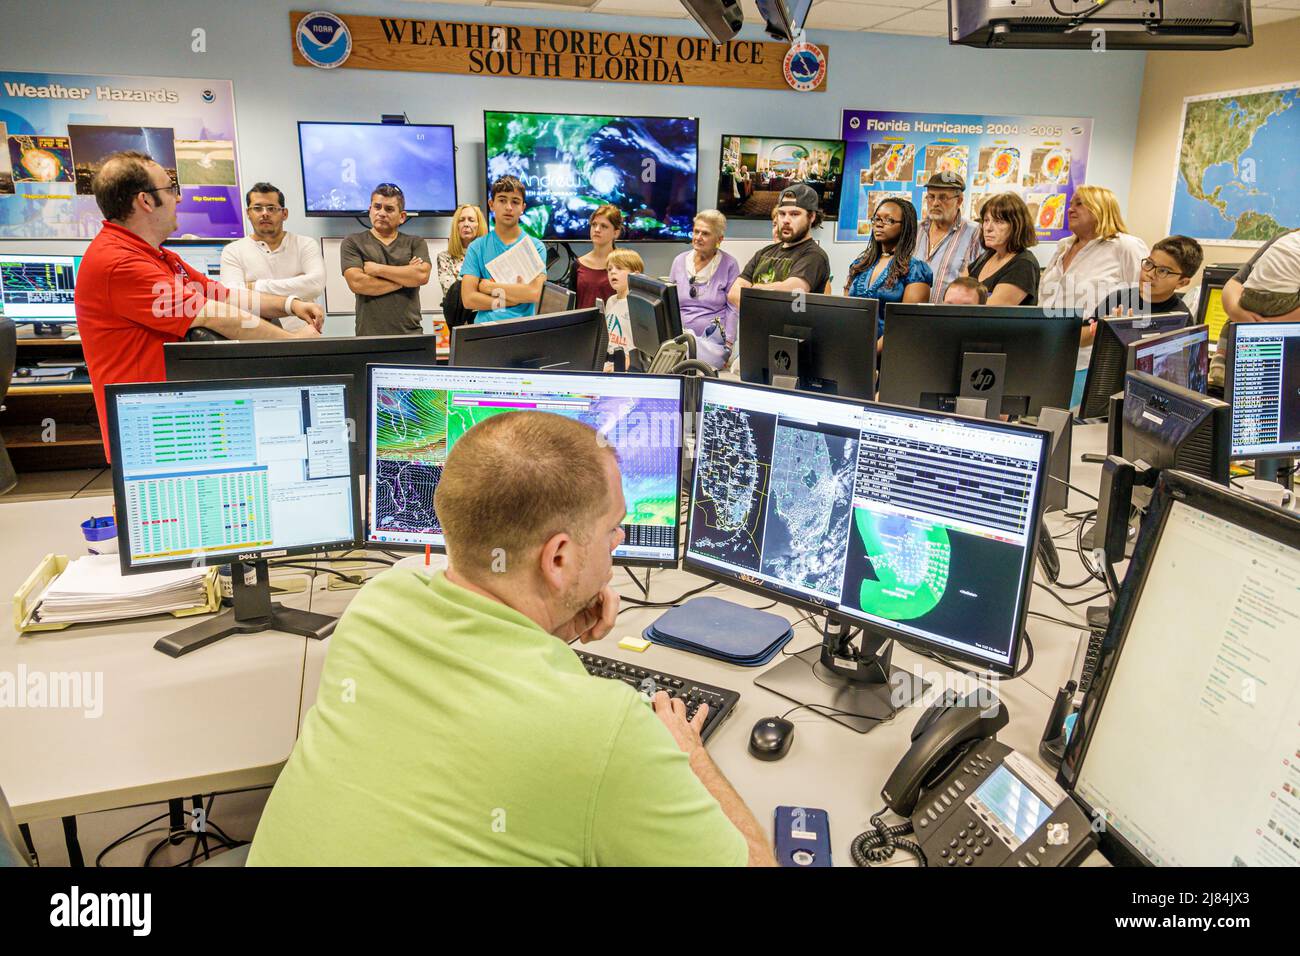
left=449, top=308, right=607, bottom=372
left=1194, top=264, right=1239, bottom=346
left=1120, top=371, right=1230, bottom=507
left=164, top=335, right=440, bottom=472
left=685, top=380, right=1050, bottom=689
left=1078, top=311, right=1192, bottom=420
left=1226, top=320, right=1300, bottom=461
left=1127, top=324, right=1209, bottom=394
left=1060, top=470, right=1300, bottom=866
left=0, top=253, right=79, bottom=334
left=106, top=376, right=362, bottom=656
left=539, top=281, right=576, bottom=315
left=162, top=242, right=227, bottom=282
left=366, top=365, right=683, bottom=567
left=878, top=304, right=1079, bottom=421
left=738, top=288, right=878, bottom=400
left=626, top=273, right=684, bottom=363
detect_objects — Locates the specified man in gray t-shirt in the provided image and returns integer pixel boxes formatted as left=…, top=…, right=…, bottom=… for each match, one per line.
left=341, top=184, right=432, bottom=335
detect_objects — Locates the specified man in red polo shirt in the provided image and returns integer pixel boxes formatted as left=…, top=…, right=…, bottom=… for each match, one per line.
left=75, top=150, right=324, bottom=458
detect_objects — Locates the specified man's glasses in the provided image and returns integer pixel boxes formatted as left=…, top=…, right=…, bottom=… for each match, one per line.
left=925, top=192, right=960, bottom=203
left=142, top=181, right=181, bottom=199
left=1140, top=258, right=1185, bottom=280
left=249, top=204, right=283, bottom=214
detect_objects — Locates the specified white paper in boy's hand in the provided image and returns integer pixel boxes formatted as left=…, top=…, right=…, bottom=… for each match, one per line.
left=485, top=239, right=545, bottom=286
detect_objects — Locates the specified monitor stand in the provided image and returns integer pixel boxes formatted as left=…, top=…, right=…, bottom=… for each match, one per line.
left=1256, top=457, right=1296, bottom=492
left=755, top=615, right=928, bottom=734
left=954, top=351, right=1006, bottom=420
left=768, top=332, right=809, bottom=391
left=154, top=559, right=336, bottom=658
left=17, top=322, right=73, bottom=339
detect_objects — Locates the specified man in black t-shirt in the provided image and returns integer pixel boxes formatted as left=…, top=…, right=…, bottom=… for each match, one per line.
left=727, top=183, right=831, bottom=309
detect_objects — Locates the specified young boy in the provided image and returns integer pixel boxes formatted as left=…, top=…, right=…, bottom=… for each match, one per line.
left=1238, top=229, right=1300, bottom=318
left=942, top=276, right=989, bottom=306
left=603, top=249, right=644, bottom=370
left=460, top=175, right=548, bottom=324
left=1092, top=235, right=1203, bottom=320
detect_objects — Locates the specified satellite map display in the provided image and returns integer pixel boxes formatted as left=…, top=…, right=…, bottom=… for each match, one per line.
left=371, top=384, right=679, bottom=553
left=1171, top=83, right=1300, bottom=244
left=689, top=402, right=776, bottom=573
left=757, top=420, right=858, bottom=599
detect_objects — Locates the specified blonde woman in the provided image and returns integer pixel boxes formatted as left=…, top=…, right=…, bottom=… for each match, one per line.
left=1039, top=185, right=1148, bottom=358
left=437, top=204, right=488, bottom=296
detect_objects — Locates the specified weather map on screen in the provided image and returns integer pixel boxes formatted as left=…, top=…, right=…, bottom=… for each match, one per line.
left=368, top=367, right=683, bottom=565
left=484, top=111, right=698, bottom=242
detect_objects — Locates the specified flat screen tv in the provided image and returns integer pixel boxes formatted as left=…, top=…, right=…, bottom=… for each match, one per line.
left=717, top=134, right=844, bottom=221
left=297, top=121, right=458, bottom=217
left=483, top=111, right=698, bottom=242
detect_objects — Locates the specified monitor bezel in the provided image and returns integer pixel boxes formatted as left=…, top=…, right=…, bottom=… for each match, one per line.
left=481, top=109, right=700, bottom=243
left=0, top=252, right=81, bottom=323
left=296, top=120, right=459, bottom=218
left=448, top=307, right=607, bottom=372
left=1058, top=469, right=1300, bottom=866
left=715, top=132, right=847, bottom=221
left=364, top=363, right=686, bottom=569
left=106, top=374, right=363, bottom=576
left=682, top=377, right=1051, bottom=675
left=1193, top=264, right=1240, bottom=338
left=1225, top=319, right=1300, bottom=461
left=1124, top=322, right=1209, bottom=391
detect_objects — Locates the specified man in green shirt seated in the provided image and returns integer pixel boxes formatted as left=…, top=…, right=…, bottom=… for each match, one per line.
left=248, top=411, right=773, bottom=866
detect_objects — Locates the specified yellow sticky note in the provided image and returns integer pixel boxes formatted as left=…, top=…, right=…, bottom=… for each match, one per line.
left=618, top=635, right=652, bottom=653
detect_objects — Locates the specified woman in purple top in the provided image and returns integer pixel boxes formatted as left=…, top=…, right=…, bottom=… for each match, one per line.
left=669, top=210, right=741, bottom=369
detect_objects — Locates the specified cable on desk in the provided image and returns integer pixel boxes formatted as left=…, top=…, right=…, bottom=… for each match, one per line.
left=779, top=701, right=870, bottom=721
left=851, top=806, right=926, bottom=867
left=1048, top=473, right=1099, bottom=502
left=1034, top=581, right=1108, bottom=609
left=271, top=563, right=366, bottom=584
left=616, top=580, right=718, bottom=613
left=1028, top=610, right=1088, bottom=630
left=95, top=812, right=171, bottom=866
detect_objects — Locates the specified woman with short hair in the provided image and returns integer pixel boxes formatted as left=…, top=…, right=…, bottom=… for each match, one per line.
left=669, top=209, right=741, bottom=369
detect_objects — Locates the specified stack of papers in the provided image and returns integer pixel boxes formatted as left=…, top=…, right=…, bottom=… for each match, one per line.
left=34, top=555, right=209, bottom=625
left=644, top=597, right=793, bottom=667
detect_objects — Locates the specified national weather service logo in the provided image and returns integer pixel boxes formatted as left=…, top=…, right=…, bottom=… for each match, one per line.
left=296, top=11, right=352, bottom=69
left=783, top=41, right=826, bottom=93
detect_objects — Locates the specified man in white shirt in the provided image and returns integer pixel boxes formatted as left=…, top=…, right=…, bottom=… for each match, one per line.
left=221, top=182, right=326, bottom=332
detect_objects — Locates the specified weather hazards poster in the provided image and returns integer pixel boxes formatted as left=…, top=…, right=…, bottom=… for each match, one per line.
left=0, top=72, right=241, bottom=240
left=838, top=109, right=1092, bottom=244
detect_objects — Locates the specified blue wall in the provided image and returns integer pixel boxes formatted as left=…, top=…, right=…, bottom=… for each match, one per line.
left=0, top=0, right=1147, bottom=332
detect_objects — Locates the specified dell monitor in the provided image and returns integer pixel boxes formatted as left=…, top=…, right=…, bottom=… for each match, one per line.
left=1194, top=264, right=1239, bottom=347
left=162, top=242, right=227, bottom=282
left=878, top=304, right=1079, bottom=421
left=1060, top=470, right=1300, bottom=866
left=1127, top=324, right=1209, bottom=394
left=106, top=376, right=362, bottom=656
left=738, top=288, right=878, bottom=400
left=164, top=335, right=440, bottom=472
left=1120, top=371, right=1230, bottom=507
left=685, top=380, right=1050, bottom=728
left=538, top=282, right=577, bottom=315
left=626, top=273, right=684, bottom=365
left=297, top=121, right=457, bottom=217
left=0, top=253, right=79, bottom=336
left=1226, top=320, right=1300, bottom=462
left=1079, top=311, right=1193, bottom=420
left=450, top=308, right=607, bottom=372
left=367, top=365, right=683, bottom=567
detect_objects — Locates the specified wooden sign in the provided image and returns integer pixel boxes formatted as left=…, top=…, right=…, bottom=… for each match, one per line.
left=290, top=10, right=828, bottom=93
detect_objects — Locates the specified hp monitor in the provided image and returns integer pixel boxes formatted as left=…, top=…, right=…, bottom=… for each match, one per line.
left=449, top=308, right=607, bottom=372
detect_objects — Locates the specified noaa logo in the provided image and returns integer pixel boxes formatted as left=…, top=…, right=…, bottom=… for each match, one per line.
left=783, top=41, right=826, bottom=93
left=201, top=89, right=215, bottom=103
left=297, top=11, right=352, bottom=69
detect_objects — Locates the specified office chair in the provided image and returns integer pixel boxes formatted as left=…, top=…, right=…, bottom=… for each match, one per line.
left=183, top=326, right=228, bottom=342
left=0, top=316, right=17, bottom=496
left=0, top=784, right=32, bottom=867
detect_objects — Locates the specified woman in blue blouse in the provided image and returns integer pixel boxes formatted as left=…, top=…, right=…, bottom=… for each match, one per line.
left=844, top=197, right=932, bottom=343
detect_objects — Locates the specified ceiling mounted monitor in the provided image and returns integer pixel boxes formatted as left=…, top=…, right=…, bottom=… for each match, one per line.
left=949, top=0, right=1253, bottom=51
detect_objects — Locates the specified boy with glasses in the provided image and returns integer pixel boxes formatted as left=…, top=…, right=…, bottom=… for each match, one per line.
left=1091, top=235, right=1202, bottom=320
left=220, top=181, right=326, bottom=332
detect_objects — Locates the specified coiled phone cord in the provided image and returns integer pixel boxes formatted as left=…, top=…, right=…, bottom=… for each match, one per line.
left=850, top=807, right=927, bottom=867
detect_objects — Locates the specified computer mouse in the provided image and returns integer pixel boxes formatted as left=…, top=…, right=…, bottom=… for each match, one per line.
left=749, top=716, right=795, bottom=761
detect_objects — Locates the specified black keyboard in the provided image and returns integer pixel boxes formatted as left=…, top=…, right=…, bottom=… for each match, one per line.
left=575, top=651, right=740, bottom=741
